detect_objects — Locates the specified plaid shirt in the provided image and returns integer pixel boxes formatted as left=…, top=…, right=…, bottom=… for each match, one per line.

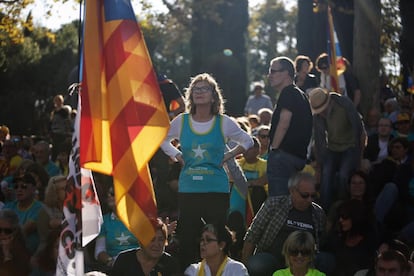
left=244, top=195, right=326, bottom=253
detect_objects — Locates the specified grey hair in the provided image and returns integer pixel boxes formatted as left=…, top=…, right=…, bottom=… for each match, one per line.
left=287, top=172, right=316, bottom=190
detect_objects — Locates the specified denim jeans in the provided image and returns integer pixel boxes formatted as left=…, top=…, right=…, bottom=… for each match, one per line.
left=320, top=147, right=359, bottom=210
left=375, top=182, right=399, bottom=223
left=246, top=252, right=280, bottom=276
left=267, top=149, right=306, bottom=197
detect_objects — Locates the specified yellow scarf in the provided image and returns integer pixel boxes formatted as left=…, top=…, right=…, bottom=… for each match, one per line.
left=197, top=256, right=229, bottom=276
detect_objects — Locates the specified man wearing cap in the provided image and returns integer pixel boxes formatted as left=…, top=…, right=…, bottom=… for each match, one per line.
left=244, top=82, right=274, bottom=115
left=309, top=88, right=366, bottom=210
left=393, top=112, right=412, bottom=138
left=266, top=56, right=313, bottom=196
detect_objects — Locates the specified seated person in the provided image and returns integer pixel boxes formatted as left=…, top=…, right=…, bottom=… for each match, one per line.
left=95, top=186, right=140, bottom=270
left=241, top=172, right=326, bottom=276
left=273, top=230, right=325, bottom=276
left=109, top=218, right=180, bottom=276
left=185, top=223, right=248, bottom=275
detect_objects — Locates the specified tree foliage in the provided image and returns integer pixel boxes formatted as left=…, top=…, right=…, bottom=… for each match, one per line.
left=0, top=20, right=79, bottom=135
left=248, top=0, right=297, bottom=83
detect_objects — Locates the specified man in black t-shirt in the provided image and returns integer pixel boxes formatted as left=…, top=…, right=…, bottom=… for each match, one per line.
left=267, top=57, right=313, bottom=196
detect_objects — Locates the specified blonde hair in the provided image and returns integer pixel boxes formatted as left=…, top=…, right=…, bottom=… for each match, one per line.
left=282, top=230, right=316, bottom=268
left=184, top=73, right=225, bottom=115
left=44, top=175, right=66, bottom=208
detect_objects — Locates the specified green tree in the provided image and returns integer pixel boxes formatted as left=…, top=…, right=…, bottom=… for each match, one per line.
left=0, top=20, right=79, bottom=135
left=248, top=0, right=297, bottom=84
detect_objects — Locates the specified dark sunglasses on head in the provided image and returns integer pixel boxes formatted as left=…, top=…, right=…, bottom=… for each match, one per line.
left=0, top=227, right=14, bottom=235
left=296, top=189, right=317, bottom=199
left=14, top=183, right=28, bottom=190
left=288, top=249, right=311, bottom=256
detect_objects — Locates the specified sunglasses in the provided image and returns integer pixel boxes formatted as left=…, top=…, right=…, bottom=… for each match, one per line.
left=199, top=237, right=218, bottom=244
left=269, top=68, right=285, bottom=74
left=288, top=249, right=311, bottom=256
left=319, top=66, right=328, bottom=70
left=14, top=183, right=29, bottom=190
left=296, top=189, right=317, bottom=200
left=0, top=227, right=14, bottom=235
left=258, top=134, right=269, bottom=139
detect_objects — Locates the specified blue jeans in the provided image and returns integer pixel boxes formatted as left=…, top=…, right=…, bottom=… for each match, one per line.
left=267, top=149, right=306, bottom=197
left=375, top=182, right=399, bottom=224
left=320, top=147, right=359, bottom=210
left=247, top=253, right=280, bottom=276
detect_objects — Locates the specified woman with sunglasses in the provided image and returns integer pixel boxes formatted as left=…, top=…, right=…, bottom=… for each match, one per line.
left=185, top=223, right=248, bottom=276
left=161, top=73, right=253, bottom=269
left=0, top=209, right=31, bottom=275
left=325, top=199, right=378, bottom=276
left=273, top=230, right=325, bottom=276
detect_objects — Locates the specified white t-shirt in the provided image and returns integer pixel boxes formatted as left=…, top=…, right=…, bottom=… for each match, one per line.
left=184, top=257, right=249, bottom=276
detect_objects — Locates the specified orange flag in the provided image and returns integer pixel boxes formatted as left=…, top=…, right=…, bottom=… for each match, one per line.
left=80, top=0, right=169, bottom=246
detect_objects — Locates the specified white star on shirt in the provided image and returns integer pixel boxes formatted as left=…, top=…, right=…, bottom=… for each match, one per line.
left=193, top=145, right=206, bottom=158
left=116, top=232, right=131, bottom=245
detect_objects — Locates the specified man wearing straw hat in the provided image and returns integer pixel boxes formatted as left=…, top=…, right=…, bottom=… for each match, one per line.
left=308, top=88, right=366, bottom=211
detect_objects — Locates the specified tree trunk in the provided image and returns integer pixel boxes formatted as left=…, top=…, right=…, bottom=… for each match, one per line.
left=191, top=0, right=248, bottom=116
left=353, top=0, right=381, bottom=117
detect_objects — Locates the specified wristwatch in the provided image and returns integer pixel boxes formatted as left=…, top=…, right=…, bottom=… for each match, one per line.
left=269, top=146, right=279, bottom=151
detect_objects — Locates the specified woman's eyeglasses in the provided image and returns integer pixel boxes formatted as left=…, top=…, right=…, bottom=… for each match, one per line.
left=199, top=237, right=218, bottom=244
left=288, top=249, right=311, bottom=256
left=192, top=86, right=212, bottom=93
left=0, top=228, right=14, bottom=235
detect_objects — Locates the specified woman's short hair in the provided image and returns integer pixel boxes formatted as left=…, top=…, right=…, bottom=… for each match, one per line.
left=294, top=55, right=314, bottom=73
left=282, top=230, right=316, bottom=267
left=44, top=175, right=67, bottom=208
left=185, top=73, right=225, bottom=115
left=201, top=223, right=234, bottom=255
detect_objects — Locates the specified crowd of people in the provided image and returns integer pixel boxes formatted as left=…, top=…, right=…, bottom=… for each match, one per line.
left=0, top=53, right=413, bottom=276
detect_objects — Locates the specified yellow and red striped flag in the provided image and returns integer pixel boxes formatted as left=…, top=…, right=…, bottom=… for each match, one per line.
left=327, top=6, right=346, bottom=93
left=80, top=0, right=169, bottom=246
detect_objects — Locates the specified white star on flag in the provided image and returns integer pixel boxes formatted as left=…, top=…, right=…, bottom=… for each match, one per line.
left=116, top=232, right=131, bottom=245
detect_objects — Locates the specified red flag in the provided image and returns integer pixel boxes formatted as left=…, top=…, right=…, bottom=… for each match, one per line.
left=80, top=0, right=169, bottom=246
left=327, top=6, right=346, bottom=93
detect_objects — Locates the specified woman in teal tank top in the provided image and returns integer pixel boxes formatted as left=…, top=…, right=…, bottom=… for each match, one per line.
left=160, top=73, right=253, bottom=271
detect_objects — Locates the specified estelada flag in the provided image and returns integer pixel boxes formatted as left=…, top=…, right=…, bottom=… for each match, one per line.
left=327, top=6, right=346, bottom=93
left=80, top=0, right=169, bottom=246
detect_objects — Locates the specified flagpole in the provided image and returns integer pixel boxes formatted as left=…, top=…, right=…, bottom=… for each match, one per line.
left=327, top=5, right=340, bottom=93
